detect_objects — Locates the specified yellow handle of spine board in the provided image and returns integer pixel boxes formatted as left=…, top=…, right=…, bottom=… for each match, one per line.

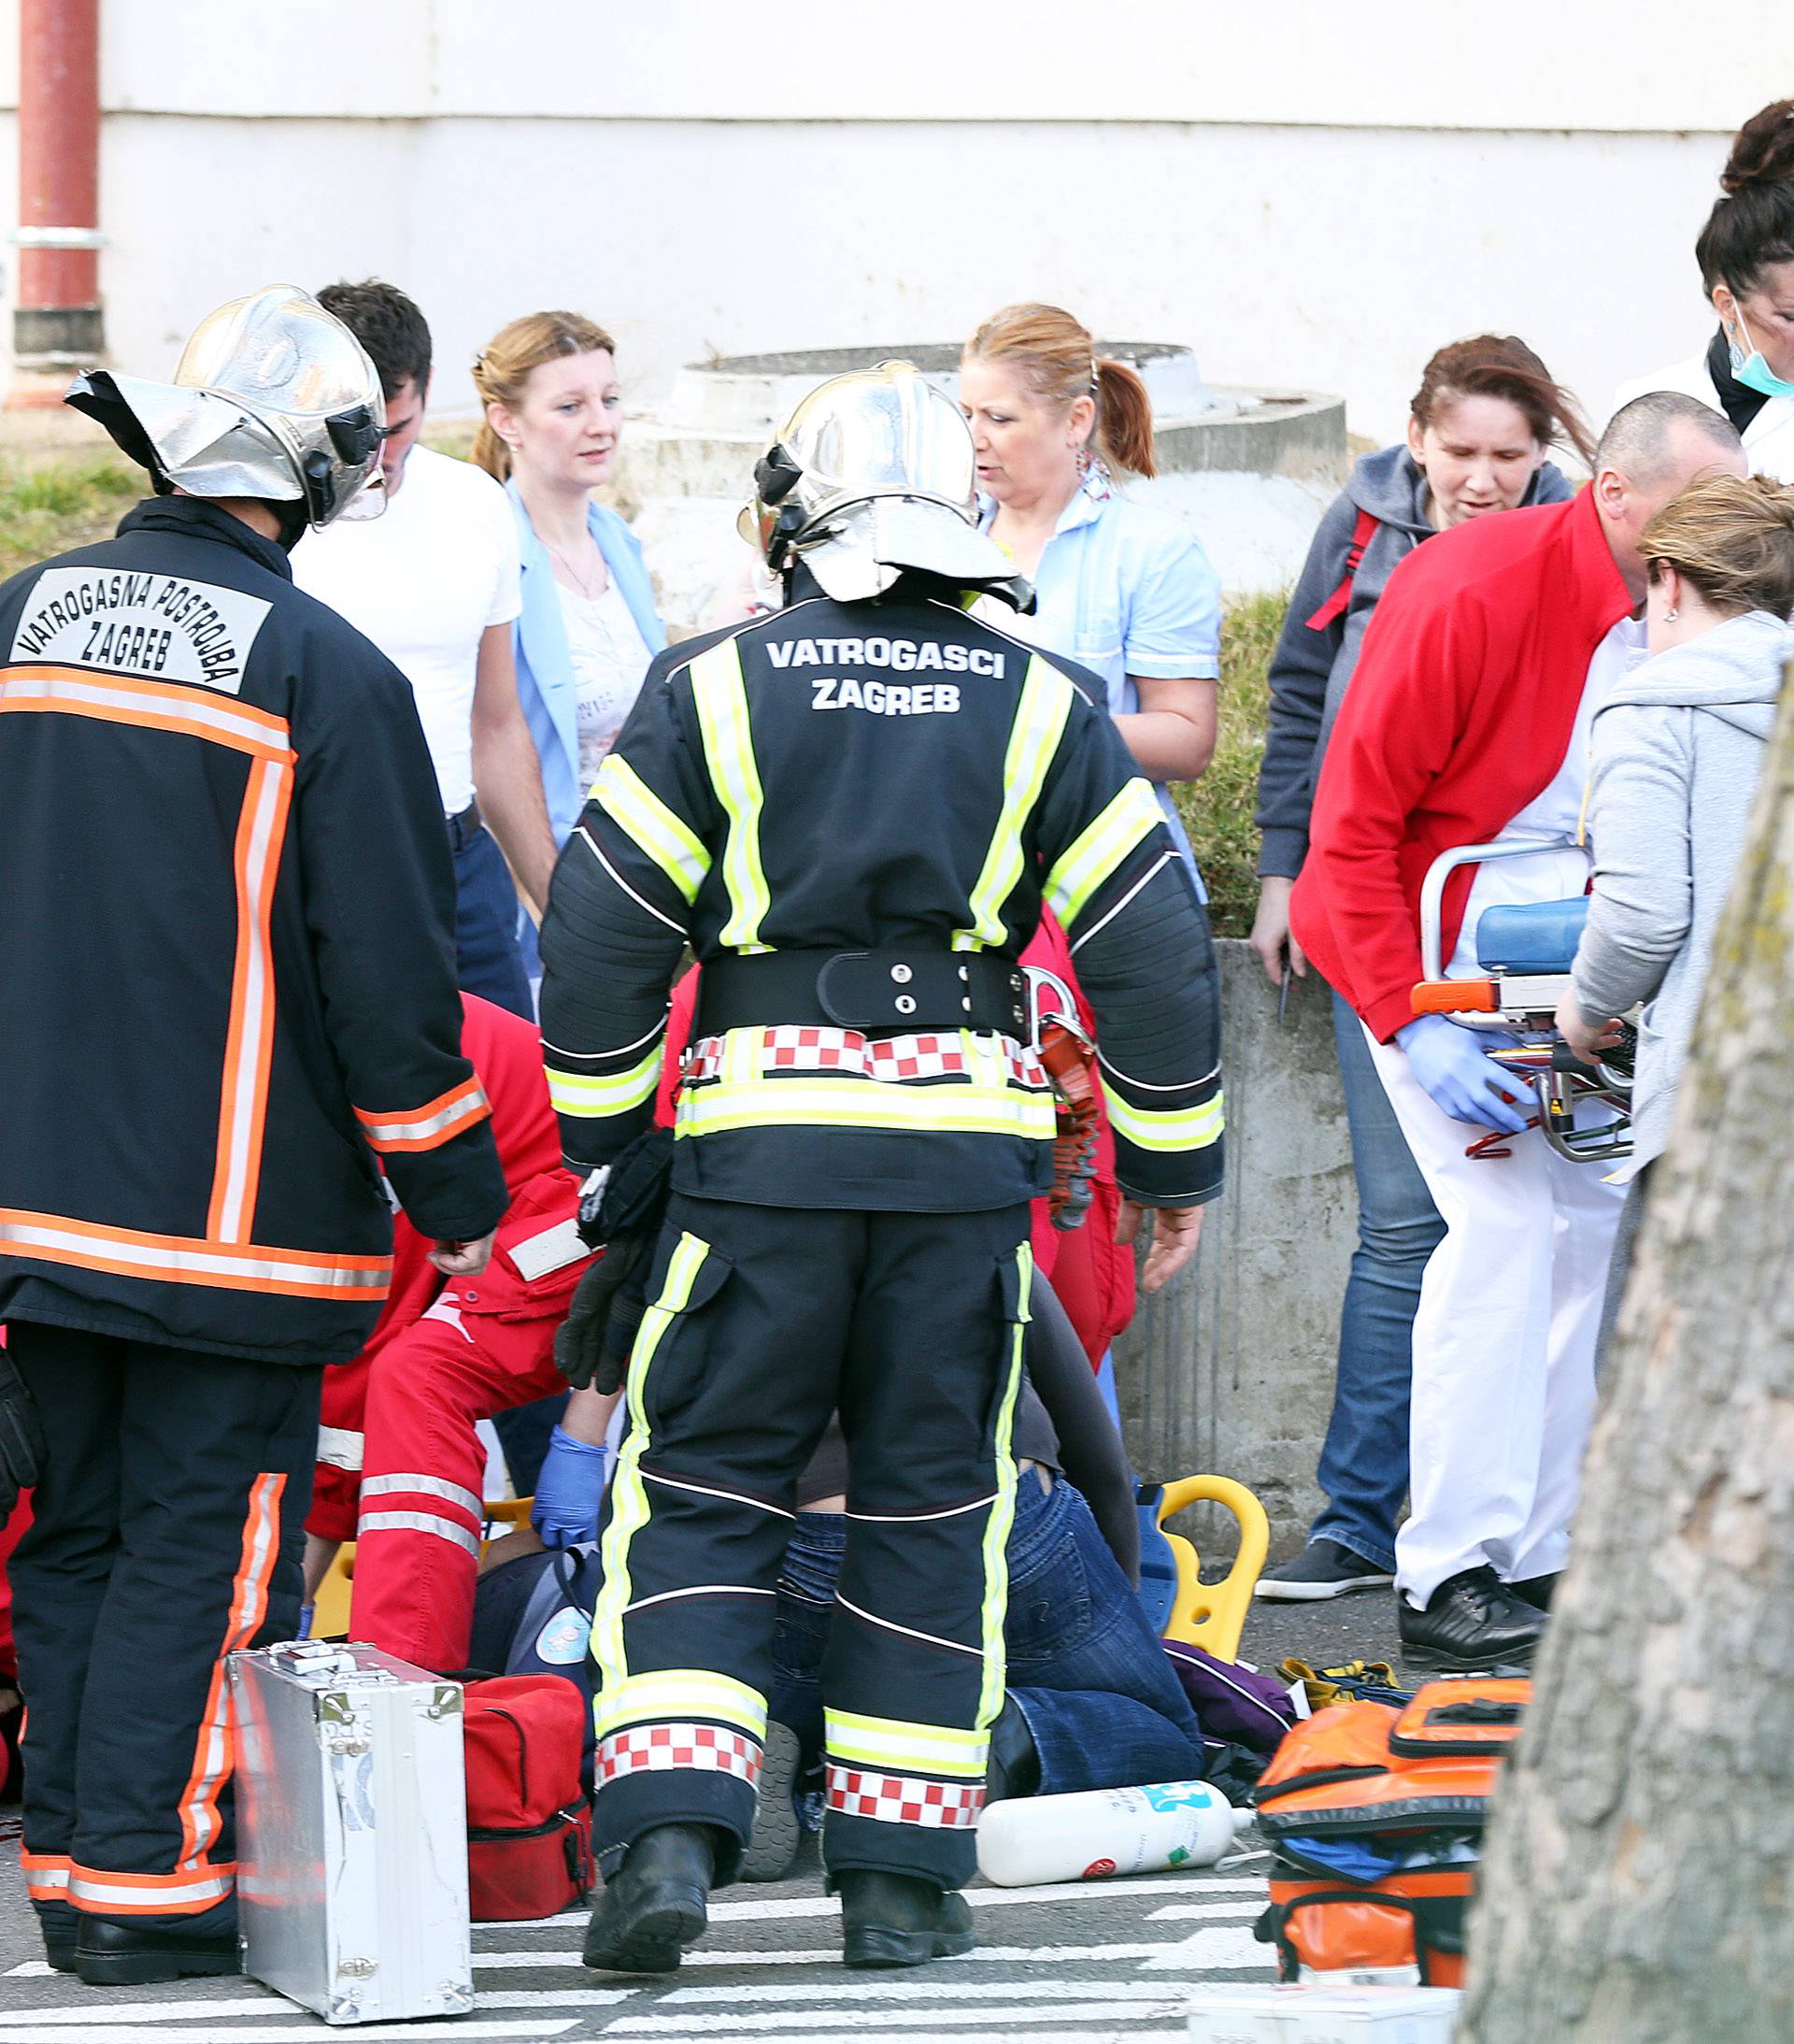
left=1152, top=1474, right=1271, bottom=1661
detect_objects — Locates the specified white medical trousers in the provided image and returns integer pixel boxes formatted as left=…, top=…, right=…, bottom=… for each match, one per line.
left=1365, top=1023, right=1623, bottom=1608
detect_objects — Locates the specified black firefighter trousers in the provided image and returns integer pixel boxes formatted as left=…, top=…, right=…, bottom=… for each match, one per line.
left=9, top=1322, right=320, bottom=1941
left=591, top=1193, right=1032, bottom=1893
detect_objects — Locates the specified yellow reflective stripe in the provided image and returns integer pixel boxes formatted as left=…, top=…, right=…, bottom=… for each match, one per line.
left=675, top=1080, right=1054, bottom=1141
left=690, top=639, right=772, bottom=951
left=1107, top=1090, right=1226, bottom=1154
left=592, top=1668, right=768, bottom=1743
left=955, top=656, right=1074, bottom=951
left=546, top=1041, right=663, bottom=1121
left=593, top=753, right=710, bottom=906
left=977, top=1242, right=1031, bottom=1731
left=1045, top=778, right=1164, bottom=928
left=824, top=1709, right=990, bottom=1780
left=590, top=1232, right=710, bottom=1694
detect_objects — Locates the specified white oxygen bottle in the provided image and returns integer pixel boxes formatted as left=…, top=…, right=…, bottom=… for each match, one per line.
left=975, top=1779, right=1251, bottom=1887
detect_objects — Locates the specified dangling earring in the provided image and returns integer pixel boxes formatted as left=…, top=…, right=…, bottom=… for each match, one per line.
left=1075, top=446, right=1090, bottom=479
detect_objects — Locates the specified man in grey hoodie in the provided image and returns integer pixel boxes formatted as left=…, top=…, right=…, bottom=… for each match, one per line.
left=1562, top=472, right=1794, bottom=1352
left=1253, top=336, right=1588, bottom=1602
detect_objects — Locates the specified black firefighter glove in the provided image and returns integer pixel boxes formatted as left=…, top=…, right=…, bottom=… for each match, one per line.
left=0, top=1351, right=46, bottom=1521
left=554, top=1128, right=676, bottom=1395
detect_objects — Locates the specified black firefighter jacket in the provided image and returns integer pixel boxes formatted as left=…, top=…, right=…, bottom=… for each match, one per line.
left=538, top=582, right=1225, bottom=1213
left=0, top=497, right=507, bottom=1365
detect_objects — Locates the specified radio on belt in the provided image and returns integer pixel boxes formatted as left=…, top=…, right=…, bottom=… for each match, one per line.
left=227, top=1640, right=473, bottom=2025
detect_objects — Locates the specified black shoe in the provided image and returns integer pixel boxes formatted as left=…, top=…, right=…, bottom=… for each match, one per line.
left=1256, top=1539, right=1396, bottom=1602
left=1508, top=1572, right=1559, bottom=1613
left=43, top=1935, right=76, bottom=1975
left=838, top=1870, right=975, bottom=1969
left=1398, top=1567, right=1546, bottom=1673
left=583, top=1822, right=716, bottom=1974
left=741, top=1721, right=804, bottom=1882
left=984, top=1696, right=1040, bottom=1804
left=75, top=1919, right=240, bottom=1986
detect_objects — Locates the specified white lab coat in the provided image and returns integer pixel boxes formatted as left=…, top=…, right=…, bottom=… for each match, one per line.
left=1613, top=352, right=1794, bottom=482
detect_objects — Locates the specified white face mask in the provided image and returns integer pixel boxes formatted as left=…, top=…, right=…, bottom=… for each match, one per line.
left=1728, top=303, right=1794, bottom=401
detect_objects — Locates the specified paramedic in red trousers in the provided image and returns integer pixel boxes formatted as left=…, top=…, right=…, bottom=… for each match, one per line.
left=1290, top=391, right=1745, bottom=1670
left=303, top=993, right=599, bottom=1673
left=0, top=288, right=508, bottom=1987
left=539, top=363, right=1223, bottom=1974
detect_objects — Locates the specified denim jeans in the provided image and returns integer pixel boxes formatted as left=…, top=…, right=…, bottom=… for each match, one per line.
left=452, top=823, right=533, bottom=1020
left=771, top=1473, right=1209, bottom=1798
left=1309, top=992, right=1445, bottom=1571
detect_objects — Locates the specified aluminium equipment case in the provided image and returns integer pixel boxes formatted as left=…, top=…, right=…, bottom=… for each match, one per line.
left=227, top=1641, right=474, bottom=2025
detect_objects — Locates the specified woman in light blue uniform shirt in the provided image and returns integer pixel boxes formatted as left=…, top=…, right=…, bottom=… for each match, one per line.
left=962, top=302, right=1221, bottom=885
left=471, top=311, right=667, bottom=941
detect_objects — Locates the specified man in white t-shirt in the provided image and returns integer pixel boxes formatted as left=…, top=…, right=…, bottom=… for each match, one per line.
left=293, top=281, right=558, bottom=1018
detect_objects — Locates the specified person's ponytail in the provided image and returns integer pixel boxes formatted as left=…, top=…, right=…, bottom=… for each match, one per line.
left=965, top=303, right=1159, bottom=477
left=1095, top=358, right=1157, bottom=479
left=470, top=417, right=512, bottom=483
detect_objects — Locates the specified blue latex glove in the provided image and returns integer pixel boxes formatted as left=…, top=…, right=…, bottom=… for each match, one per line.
left=1395, top=1015, right=1529, bottom=1134
left=530, top=1424, right=610, bottom=1550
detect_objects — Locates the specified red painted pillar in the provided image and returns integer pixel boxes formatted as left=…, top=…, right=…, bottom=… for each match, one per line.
left=12, top=0, right=103, bottom=400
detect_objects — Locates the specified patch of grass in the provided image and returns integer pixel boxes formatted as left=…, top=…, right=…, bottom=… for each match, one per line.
left=0, top=455, right=141, bottom=583
left=1176, top=591, right=1285, bottom=937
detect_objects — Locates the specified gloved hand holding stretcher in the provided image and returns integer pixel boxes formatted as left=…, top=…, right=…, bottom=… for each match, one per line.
left=1408, top=891, right=1634, bottom=1164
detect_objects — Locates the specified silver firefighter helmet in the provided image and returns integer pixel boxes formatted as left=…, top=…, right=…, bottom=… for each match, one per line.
left=738, top=359, right=1032, bottom=609
left=65, top=284, right=387, bottom=529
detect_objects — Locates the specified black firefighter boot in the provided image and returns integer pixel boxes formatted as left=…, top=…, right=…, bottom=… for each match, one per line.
left=838, top=1870, right=975, bottom=1969
left=583, top=1822, right=718, bottom=1975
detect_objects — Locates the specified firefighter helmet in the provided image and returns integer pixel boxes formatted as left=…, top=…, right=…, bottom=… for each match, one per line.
left=66, top=284, right=387, bottom=531
left=738, top=360, right=1031, bottom=608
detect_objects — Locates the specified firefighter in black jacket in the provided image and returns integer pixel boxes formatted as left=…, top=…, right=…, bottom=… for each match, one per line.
left=0, top=287, right=508, bottom=1987
left=540, top=362, right=1225, bottom=1973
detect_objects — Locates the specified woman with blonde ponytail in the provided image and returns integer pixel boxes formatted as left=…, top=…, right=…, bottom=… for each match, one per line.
left=473, top=311, right=666, bottom=874
left=961, top=303, right=1221, bottom=886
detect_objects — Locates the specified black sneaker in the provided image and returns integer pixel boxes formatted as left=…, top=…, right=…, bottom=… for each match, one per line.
left=1508, top=1573, right=1559, bottom=1613
left=1398, top=1566, right=1545, bottom=1673
left=1255, top=1538, right=1396, bottom=1602
left=741, top=1721, right=804, bottom=1882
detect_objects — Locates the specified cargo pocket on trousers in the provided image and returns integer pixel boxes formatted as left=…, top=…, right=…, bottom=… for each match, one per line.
left=630, top=1231, right=734, bottom=1438
left=981, top=1247, right=1033, bottom=1460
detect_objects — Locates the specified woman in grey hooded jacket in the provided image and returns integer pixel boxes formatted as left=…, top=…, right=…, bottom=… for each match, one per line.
left=1560, top=472, right=1794, bottom=1349
left=1253, top=336, right=1595, bottom=1602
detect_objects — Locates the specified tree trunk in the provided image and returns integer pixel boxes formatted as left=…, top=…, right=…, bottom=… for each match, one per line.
left=1460, top=668, right=1794, bottom=2044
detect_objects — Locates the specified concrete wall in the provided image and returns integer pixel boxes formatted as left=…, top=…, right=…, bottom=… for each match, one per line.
left=1116, top=939, right=1354, bottom=1561
left=2, top=3, right=1790, bottom=442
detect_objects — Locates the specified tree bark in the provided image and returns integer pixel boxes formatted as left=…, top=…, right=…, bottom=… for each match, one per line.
left=1460, top=668, right=1794, bottom=2044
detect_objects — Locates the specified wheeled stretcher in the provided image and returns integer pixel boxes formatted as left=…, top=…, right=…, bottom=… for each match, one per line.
left=1409, top=840, right=1633, bottom=1165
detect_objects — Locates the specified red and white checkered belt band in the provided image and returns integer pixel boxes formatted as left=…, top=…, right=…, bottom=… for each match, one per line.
left=684, top=1028, right=1047, bottom=1090
left=825, top=1763, right=985, bottom=1830
left=598, top=1723, right=763, bottom=1788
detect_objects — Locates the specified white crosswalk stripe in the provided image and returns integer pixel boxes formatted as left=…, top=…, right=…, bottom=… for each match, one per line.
left=0, top=1861, right=1272, bottom=2041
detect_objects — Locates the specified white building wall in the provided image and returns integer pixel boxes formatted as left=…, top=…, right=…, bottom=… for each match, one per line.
left=2, top=2, right=1791, bottom=442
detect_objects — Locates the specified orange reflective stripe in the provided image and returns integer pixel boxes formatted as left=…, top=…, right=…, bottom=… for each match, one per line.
left=178, top=1472, right=284, bottom=1870
left=0, top=665, right=292, bottom=759
left=207, top=756, right=294, bottom=1243
left=67, top=1861, right=235, bottom=1916
left=353, top=1077, right=491, bottom=1154
left=0, top=1208, right=391, bottom=1302
left=21, top=1850, right=69, bottom=1899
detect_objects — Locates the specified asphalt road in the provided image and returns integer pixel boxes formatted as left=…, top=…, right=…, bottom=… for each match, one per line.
left=0, top=1591, right=1407, bottom=2044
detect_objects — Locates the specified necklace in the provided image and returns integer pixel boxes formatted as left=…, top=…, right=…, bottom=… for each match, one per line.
left=547, top=536, right=608, bottom=601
